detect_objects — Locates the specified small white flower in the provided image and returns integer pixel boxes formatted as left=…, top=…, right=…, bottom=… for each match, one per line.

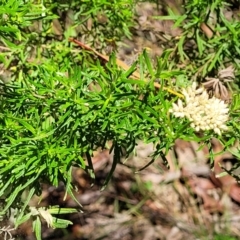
left=170, top=82, right=229, bottom=135
left=195, top=87, right=204, bottom=95
left=214, top=128, right=221, bottom=135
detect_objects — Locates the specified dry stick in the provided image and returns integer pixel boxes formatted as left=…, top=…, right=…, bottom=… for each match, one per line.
left=200, top=22, right=220, bottom=39
left=200, top=23, right=214, bottom=39
left=69, top=38, right=183, bottom=98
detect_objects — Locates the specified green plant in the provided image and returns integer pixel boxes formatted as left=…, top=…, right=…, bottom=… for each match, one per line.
left=0, top=0, right=240, bottom=239
left=213, top=234, right=238, bottom=240
left=154, top=0, right=240, bottom=150
left=214, top=235, right=237, bottom=240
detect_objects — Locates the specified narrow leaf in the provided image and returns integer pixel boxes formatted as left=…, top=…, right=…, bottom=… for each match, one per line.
left=33, top=216, right=42, bottom=240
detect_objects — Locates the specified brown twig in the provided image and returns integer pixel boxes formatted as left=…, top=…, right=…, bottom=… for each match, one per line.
left=69, top=38, right=183, bottom=98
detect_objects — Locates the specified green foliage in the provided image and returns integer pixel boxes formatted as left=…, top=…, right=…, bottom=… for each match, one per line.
left=156, top=0, right=240, bottom=79
left=49, top=0, right=135, bottom=50
left=213, top=234, right=238, bottom=240
left=0, top=0, right=136, bottom=238
left=0, top=0, right=240, bottom=239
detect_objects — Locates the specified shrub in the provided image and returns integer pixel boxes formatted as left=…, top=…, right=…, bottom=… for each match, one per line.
left=0, top=0, right=239, bottom=239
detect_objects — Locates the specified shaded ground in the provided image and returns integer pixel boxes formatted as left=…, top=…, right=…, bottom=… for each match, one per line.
left=4, top=1, right=240, bottom=240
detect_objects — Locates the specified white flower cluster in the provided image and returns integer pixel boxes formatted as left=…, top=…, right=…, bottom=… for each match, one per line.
left=169, top=82, right=229, bottom=135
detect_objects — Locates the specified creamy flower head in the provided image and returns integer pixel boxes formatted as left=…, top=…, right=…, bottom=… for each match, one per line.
left=169, top=82, right=229, bottom=135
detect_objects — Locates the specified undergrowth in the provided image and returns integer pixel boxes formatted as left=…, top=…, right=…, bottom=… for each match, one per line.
left=0, top=0, right=240, bottom=239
